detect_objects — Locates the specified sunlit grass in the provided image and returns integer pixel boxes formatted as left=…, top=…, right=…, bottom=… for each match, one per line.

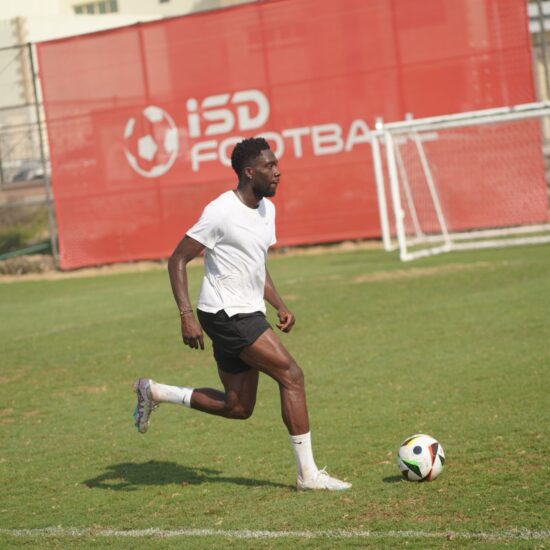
left=1, top=244, right=549, bottom=548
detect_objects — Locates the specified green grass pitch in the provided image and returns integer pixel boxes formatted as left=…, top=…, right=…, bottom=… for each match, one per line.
left=0, top=245, right=549, bottom=549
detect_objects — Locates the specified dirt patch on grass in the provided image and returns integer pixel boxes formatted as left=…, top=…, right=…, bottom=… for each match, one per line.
left=0, top=257, right=168, bottom=282
left=0, top=240, right=383, bottom=283
left=352, top=261, right=498, bottom=283
left=0, top=254, right=56, bottom=276
left=272, top=239, right=382, bottom=257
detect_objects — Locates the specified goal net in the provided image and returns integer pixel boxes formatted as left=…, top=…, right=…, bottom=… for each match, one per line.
left=372, top=102, right=550, bottom=261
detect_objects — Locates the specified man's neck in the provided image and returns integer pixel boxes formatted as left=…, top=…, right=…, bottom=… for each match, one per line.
left=235, top=185, right=260, bottom=209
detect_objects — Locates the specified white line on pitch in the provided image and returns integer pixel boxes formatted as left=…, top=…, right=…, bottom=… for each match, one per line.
left=1, top=528, right=549, bottom=540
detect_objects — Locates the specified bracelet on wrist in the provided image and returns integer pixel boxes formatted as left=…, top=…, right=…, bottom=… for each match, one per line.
left=179, top=308, right=193, bottom=316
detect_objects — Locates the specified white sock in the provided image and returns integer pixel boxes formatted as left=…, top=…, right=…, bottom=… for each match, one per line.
left=151, top=382, right=193, bottom=407
left=289, top=431, right=319, bottom=481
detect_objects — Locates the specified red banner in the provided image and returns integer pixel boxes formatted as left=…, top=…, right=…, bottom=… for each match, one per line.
left=37, top=0, right=538, bottom=269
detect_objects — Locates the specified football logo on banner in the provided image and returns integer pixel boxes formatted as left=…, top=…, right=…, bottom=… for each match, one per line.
left=122, top=89, right=390, bottom=177
left=124, top=106, right=179, bottom=178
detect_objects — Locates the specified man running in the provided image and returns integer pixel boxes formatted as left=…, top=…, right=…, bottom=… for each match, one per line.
left=134, top=137, right=351, bottom=491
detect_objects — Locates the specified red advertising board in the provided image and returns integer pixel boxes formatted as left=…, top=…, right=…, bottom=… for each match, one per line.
left=37, top=0, right=538, bottom=269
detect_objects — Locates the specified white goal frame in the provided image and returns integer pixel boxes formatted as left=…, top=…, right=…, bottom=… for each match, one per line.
left=372, top=102, right=550, bottom=261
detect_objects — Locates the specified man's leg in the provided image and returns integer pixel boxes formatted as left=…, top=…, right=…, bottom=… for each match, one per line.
left=239, top=329, right=351, bottom=491
left=188, top=368, right=259, bottom=420
left=239, top=328, right=307, bottom=435
left=134, top=368, right=259, bottom=433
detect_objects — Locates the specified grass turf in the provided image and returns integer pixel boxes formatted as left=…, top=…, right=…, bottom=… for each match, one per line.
left=0, top=245, right=549, bottom=549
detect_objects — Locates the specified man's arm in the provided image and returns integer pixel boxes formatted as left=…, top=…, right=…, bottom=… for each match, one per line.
left=168, top=235, right=206, bottom=350
left=264, top=268, right=295, bottom=333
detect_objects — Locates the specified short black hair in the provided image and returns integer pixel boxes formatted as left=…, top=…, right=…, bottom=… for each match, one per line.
left=231, top=137, right=271, bottom=177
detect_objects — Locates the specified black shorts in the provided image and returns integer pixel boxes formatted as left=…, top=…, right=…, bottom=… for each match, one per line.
left=197, top=309, right=271, bottom=374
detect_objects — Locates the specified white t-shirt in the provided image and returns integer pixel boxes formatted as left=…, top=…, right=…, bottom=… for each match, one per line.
left=186, top=190, right=276, bottom=317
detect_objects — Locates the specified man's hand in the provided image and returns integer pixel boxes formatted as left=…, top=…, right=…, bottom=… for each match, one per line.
left=265, top=269, right=295, bottom=333
left=276, top=308, right=295, bottom=333
left=180, top=313, right=204, bottom=350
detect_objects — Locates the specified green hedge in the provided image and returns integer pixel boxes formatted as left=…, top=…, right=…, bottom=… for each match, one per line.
left=0, top=204, right=49, bottom=254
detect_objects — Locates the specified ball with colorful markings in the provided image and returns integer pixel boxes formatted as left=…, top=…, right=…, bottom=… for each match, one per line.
left=397, top=434, right=445, bottom=481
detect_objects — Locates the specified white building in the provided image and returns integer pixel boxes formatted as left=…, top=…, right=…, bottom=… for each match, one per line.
left=1, top=0, right=253, bottom=46
left=0, top=0, right=252, bottom=184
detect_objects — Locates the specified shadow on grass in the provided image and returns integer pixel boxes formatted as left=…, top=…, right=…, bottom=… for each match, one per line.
left=83, top=460, right=292, bottom=491
left=382, top=475, right=404, bottom=483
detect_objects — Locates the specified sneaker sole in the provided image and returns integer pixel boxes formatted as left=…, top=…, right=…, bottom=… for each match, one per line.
left=133, top=378, right=153, bottom=434
left=296, top=484, right=352, bottom=491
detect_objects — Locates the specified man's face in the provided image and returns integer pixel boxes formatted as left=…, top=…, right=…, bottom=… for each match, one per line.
left=247, top=149, right=281, bottom=198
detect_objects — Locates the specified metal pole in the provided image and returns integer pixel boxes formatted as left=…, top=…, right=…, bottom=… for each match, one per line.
left=411, top=130, right=451, bottom=249
left=0, top=125, right=4, bottom=186
left=536, top=0, right=550, bottom=99
left=27, top=42, right=59, bottom=267
left=384, top=131, right=409, bottom=261
left=371, top=131, right=393, bottom=251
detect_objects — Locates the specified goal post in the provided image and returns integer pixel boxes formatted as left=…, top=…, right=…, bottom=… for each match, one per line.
left=372, top=102, right=550, bottom=261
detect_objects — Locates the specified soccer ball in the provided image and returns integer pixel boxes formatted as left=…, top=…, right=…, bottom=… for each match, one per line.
left=124, top=105, right=179, bottom=178
left=397, top=434, right=445, bottom=481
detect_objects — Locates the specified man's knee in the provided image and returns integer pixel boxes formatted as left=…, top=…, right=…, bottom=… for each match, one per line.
left=226, top=400, right=255, bottom=420
left=282, top=360, right=305, bottom=390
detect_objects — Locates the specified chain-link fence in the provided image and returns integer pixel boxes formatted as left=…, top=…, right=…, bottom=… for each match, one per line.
left=0, top=44, right=46, bottom=184
left=0, top=42, right=57, bottom=267
left=1, top=6, right=550, bottom=271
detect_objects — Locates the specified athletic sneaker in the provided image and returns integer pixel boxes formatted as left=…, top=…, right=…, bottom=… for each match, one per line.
left=296, top=468, right=352, bottom=491
left=133, top=378, right=159, bottom=433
